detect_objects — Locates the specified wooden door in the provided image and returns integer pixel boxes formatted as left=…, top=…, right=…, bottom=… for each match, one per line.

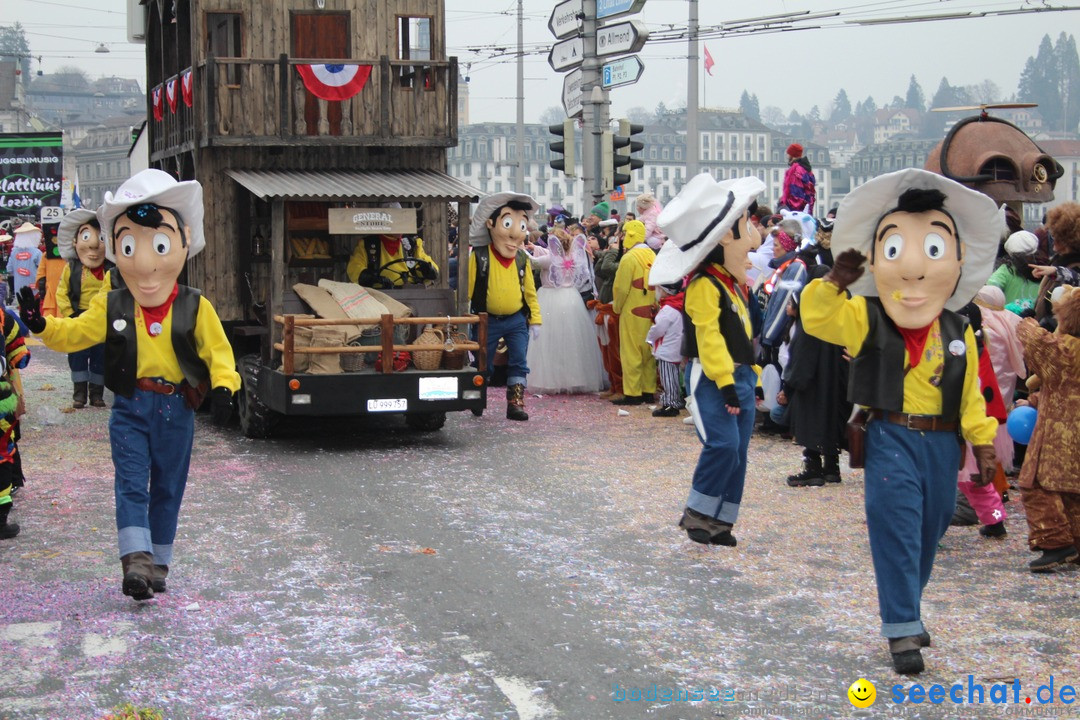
left=291, top=13, right=349, bottom=135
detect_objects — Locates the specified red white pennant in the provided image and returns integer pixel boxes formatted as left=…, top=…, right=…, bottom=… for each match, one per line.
left=165, top=77, right=179, bottom=113
left=181, top=69, right=193, bottom=107
left=152, top=84, right=164, bottom=121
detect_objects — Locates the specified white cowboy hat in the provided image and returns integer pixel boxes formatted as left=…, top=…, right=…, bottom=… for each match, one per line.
left=650, top=173, right=766, bottom=286
left=57, top=208, right=99, bottom=260
left=12, top=222, right=42, bottom=249
left=98, top=168, right=205, bottom=262
left=831, top=168, right=1005, bottom=312
left=469, top=191, right=540, bottom=246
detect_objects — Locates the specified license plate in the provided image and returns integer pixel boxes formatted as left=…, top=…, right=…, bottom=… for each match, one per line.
left=367, top=398, right=407, bottom=412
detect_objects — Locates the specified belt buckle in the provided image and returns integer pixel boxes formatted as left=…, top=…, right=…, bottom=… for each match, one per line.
left=906, top=414, right=920, bottom=430
left=161, top=381, right=176, bottom=395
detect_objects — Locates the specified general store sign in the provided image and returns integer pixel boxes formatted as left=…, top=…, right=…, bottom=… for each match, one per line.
left=329, top=207, right=417, bottom=235
left=0, top=132, right=63, bottom=215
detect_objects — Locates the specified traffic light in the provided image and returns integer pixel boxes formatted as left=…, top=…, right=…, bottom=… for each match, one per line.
left=548, top=119, right=576, bottom=178
left=611, top=119, right=645, bottom=189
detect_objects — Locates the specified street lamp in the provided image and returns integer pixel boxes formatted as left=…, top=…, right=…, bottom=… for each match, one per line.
left=95, top=43, right=110, bottom=54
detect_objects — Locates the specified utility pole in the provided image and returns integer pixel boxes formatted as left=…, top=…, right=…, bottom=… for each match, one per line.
left=581, top=0, right=599, bottom=207
left=686, top=0, right=700, bottom=177
left=515, top=0, right=525, bottom=193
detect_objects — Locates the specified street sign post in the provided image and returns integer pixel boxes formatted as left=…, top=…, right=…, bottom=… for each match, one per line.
left=595, top=19, right=648, bottom=57
left=562, top=68, right=584, bottom=118
left=601, top=55, right=645, bottom=89
left=548, top=0, right=583, bottom=39
left=596, top=0, right=646, bottom=21
left=548, top=36, right=584, bottom=72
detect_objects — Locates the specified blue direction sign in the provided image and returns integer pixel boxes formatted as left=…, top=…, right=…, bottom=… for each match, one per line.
left=596, top=0, right=646, bottom=21
left=601, top=55, right=645, bottom=89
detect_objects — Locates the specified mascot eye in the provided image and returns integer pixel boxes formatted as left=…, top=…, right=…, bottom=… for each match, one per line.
left=153, top=233, right=172, bottom=255
left=78, top=229, right=94, bottom=244
left=923, top=232, right=947, bottom=260
left=119, top=235, right=137, bottom=257
left=881, top=234, right=904, bottom=260
left=519, top=220, right=528, bottom=234
left=501, top=217, right=513, bottom=230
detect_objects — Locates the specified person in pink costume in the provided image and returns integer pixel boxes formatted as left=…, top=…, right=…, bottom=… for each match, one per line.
left=974, top=285, right=1026, bottom=473
left=634, top=193, right=667, bottom=251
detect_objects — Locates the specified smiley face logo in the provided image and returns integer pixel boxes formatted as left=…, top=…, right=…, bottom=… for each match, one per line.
left=848, top=678, right=876, bottom=708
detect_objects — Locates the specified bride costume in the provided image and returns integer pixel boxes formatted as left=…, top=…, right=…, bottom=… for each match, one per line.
left=526, top=235, right=608, bottom=394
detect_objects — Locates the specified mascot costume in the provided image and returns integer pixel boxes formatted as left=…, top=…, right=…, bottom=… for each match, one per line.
left=800, top=168, right=1001, bottom=675
left=20, top=169, right=241, bottom=601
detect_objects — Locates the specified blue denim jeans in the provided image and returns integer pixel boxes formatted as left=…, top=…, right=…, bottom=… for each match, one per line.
left=864, top=419, right=959, bottom=638
left=109, top=387, right=195, bottom=565
left=67, top=344, right=105, bottom=385
left=685, top=362, right=758, bottom=526
left=485, top=312, right=530, bottom=387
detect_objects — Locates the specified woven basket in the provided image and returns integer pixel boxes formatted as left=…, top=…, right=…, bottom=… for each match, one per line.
left=441, top=328, right=469, bottom=370
left=412, top=326, right=444, bottom=371
left=341, top=340, right=366, bottom=372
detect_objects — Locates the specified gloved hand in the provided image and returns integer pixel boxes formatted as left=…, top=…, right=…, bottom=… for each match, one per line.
left=17, top=286, right=46, bottom=333
left=971, top=444, right=997, bottom=487
left=530, top=324, right=541, bottom=341
left=210, top=387, right=234, bottom=426
left=720, top=384, right=740, bottom=415
left=825, top=249, right=866, bottom=292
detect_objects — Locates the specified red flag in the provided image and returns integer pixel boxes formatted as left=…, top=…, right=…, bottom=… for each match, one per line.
left=181, top=69, right=193, bottom=107
left=165, top=77, right=178, bottom=113
left=296, top=63, right=373, bottom=101
left=152, top=84, right=164, bottom=121
left=704, top=45, right=715, bottom=77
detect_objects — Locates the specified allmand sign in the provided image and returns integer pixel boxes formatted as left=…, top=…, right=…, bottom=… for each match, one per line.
left=328, top=207, right=417, bottom=234
left=0, top=133, right=63, bottom=215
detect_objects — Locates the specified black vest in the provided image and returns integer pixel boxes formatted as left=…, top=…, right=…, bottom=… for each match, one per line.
left=681, top=274, right=755, bottom=364
left=104, top=285, right=209, bottom=398
left=66, top=260, right=114, bottom=313
left=850, top=297, right=968, bottom=420
left=470, top=248, right=528, bottom=316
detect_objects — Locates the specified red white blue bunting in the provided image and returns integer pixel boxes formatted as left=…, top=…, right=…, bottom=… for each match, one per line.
left=296, top=63, right=373, bottom=101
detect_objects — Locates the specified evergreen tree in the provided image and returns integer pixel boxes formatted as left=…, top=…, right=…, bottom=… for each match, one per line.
left=739, top=90, right=760, bottom=121
left=831, top=89, right=852, bottom=122
left=861, top=95, right=878, bottom=117
left=925, top=77, right=968, bottom=139
left=1055, top=32, right=1080, bottom=133
left=905, top=75, right=925, bottom=112
left=0, top=23, right=32, bottom=88
left=1018, top=35, right=1057, bottom=125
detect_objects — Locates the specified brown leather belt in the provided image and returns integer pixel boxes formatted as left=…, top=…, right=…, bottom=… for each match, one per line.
left=869, top=410, right=957, bottom=433
left=136, top=377, right=178, bottom=395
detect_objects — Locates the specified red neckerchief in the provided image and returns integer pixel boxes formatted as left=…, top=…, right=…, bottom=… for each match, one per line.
left=381, top=236, right=402, bottom=256
left=492, top=248, right=516, bottom=269
left=659, top=292, right=685, bottom=313
left=702, top=265, right=747, bottom=302
left=89, top=266, right=105, bottom=281
left=898, top=322, right=933, bottom=369
left=139, top=283, right=179, bottom=336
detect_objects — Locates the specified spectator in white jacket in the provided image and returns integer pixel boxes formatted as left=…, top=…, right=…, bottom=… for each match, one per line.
left=646, top=282, right=686, bottom=417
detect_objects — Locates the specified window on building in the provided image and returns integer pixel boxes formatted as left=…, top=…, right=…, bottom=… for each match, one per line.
left=463, top=162, right=471, bottom=175
left=495, top=181, right=503, bottom=192
left=662, top=148, right=670, bottom=160
left=663, top=167, right=669, bottom=180
left=207, top=12, right=243, bottom=85
left=397, top=16, right=433, bottom=89
left=716, top=168, right=725, bottom=180
left=757, top=170, right=765, bottom=181
left=674, top=147, right=682, bottom=160
left=649, top=147, right=658, bottom=160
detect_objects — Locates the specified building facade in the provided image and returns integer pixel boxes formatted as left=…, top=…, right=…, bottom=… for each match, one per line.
left=74, top=121, right=140, bottom=209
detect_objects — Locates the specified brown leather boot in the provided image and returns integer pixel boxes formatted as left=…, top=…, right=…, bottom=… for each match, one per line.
left=72, top=382, right=88, bottom=409
left=150, top=564, right=169, bottom=593
left=88, top=383, right=106, bottom=407
left=120, top=551, right=155, bottom=600
left=506, top=383, right=528, bottom=421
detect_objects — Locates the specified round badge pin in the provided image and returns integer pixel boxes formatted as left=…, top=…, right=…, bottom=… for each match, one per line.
left=149, top=322, right=163, bottom=336
left=948, top=339, right=966, bottom=356
left=112, top=319, right=127, bottom=332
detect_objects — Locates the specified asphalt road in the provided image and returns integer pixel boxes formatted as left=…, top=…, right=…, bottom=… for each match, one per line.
left=1, top=343, right=1077, bottom=720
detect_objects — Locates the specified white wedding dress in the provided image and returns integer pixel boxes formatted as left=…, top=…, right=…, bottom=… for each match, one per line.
left=526, top=237, right=607, bottom=394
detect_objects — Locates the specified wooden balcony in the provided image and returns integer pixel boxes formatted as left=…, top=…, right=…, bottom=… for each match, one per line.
left=150, top=55, right=458, bottom=160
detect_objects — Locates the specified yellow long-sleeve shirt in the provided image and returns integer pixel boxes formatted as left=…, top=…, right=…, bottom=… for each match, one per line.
left=467, top=247, right=541, bottom=325
left=685, top=266, right=752, bottom=388
left=346, top=237, right=438, bottom=286
left=38, top=288, right=241, bottom=393
left=800, top=278, right=996, bottom=446
left=56, top=265, right=110, bottom=317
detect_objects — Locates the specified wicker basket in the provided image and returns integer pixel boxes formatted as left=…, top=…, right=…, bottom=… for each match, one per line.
left=412, top=326, right=444, bottom=371
left=441, top=328, right=469, bottom=370
left=341, top=339, right=366, bottom=372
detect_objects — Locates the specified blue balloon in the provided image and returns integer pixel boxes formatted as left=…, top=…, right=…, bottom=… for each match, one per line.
left=1006, top=405, right=1038, bottom=445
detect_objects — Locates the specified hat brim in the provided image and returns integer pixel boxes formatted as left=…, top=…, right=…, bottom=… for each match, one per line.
left=469, top=192, right=540, bottom=246
left=651, top=176, right=766, bottom=286
left=57, top=209, right=99, bottom=260
left=831, top=168, right=1004, bottom=312
left=99, top=173, right=204, bottom=263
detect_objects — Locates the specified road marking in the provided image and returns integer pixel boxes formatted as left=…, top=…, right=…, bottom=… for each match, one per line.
left=1, top=621, right=61, bottom=648
left=459, top=651, right=558, bottom=718
left=81, top=622, right=133, bottom=657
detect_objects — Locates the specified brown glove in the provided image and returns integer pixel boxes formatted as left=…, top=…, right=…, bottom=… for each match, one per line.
left=971, top=444, right=996, bottom=487
left=825, top=249, right=867, bottom=292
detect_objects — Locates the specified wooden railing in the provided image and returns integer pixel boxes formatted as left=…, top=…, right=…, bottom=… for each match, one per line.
left=273, top=313, right=486, bottom=376
left=150, top=55, right=457, bottom=158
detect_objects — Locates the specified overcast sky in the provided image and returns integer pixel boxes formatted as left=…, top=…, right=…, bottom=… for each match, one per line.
left=4, top=0, right=1073, bottom=124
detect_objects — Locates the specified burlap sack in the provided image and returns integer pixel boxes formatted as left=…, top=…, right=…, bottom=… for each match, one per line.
left=280, top=315, right=315, bottom=373
left=308, top=327, right=348, bottom=374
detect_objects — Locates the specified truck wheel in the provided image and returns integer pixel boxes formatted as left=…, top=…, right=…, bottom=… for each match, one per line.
left=238, top=354, right=278, bottom=439
left=405, top=412, right=446, bottom=432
